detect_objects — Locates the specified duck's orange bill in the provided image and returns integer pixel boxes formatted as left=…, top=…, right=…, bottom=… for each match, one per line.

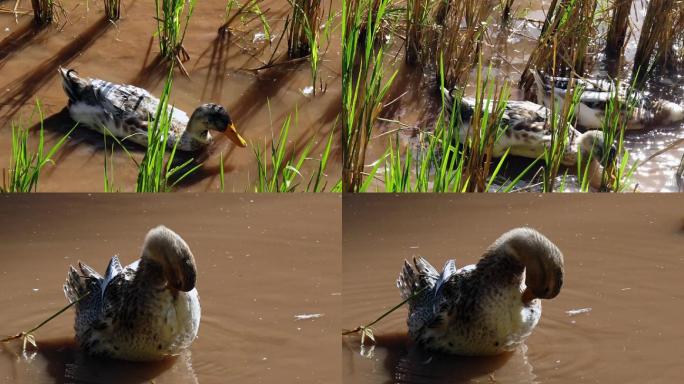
left=225, top=123, right=247, bottom=147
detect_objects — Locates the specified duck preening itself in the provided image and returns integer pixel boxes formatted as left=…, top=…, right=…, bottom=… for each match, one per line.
left=443, top=87, right=616, bottom=189
left=531, top=71, right=684, bottom=130
left=397, top=227, right=564, bottom=356
left=63, top=226, right=201, bottom=361
left=58, top=67, right=247, bottom=151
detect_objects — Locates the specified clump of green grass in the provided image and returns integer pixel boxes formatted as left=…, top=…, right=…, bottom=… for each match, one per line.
left=342, top=0, right=397, bottom=192
left=154, top=0, right=197, bottom=75
left=135, top=69, right=201, bottom=192
left=1, top=101, right=75, bottom=193
left=30, top=0, right=54, bottom=25
left=287, top=0, right=322, bottom=59
left=104, top=0, right=121, bottom=20
left=252, top=111, right=337, bottom=192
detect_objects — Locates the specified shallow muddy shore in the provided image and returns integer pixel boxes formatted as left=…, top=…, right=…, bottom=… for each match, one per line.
left=0, top=0, right=341, bottom=192
left=343, top=194, right=684, bottom=383
left=0, top=194, right=341, bottom=383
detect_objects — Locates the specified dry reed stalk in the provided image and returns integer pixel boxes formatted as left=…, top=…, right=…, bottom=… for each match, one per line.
left=405, top=0, right=431, bottom=65
left=633, top=0, right=684, bottom=77
left=437, top=0, right=490, bottom=89
left=520, top=0, right=599, bottom=97
left=606, top=0, right=632, bottom=57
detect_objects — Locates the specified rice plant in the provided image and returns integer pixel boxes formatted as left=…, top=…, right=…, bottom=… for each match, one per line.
left=287, top=0, right=322, bottom=59
left=252, top=112, right=336, bottom=192
left=1, top=101, right=75, bottom=193
left=405, top=0, right=432, bottom=65
left=632, top=0, right=684, bottom=79
left=342, top=0, right=397, bottom=192
left=520, top=0, right=599, bottom=95
left=154, top=0, right=197, bottom=74
left=540, top=78, right=583, bottom=192
left=605, top=0, right=631, bottom=58
left=30, top=0, right=54, bottom=25
left=437, top=0, right=490, bottom=89
left=135, top=69, right=201, bottom=192
left=104, top=0, right=121, bottom=20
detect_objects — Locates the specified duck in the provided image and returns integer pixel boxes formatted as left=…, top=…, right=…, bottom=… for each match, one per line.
left=397, top=227, right=564, bottom=356
left=58, top=67, right=247, bottom=151
left=530, top=71, right=684, bottom=130
left=442, top=87, right=616, bottom=189
left=63, top=225, right=201, bottom=361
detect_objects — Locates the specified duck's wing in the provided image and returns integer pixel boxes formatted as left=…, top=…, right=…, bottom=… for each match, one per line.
left=90, top=79, right=160, bottom=133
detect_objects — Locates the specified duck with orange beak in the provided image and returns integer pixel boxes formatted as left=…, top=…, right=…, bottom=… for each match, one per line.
left=58, top=67, right=247, bottom=152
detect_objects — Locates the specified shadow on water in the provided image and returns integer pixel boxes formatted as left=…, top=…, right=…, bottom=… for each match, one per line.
left=1, top=337, right=198, bottom=384
left=344, top=332, right=535, bottom=384
left=0, top=22, right=46, bottom=72
left=129, top=37, right=168, bottom=91
left=0, top=17, right=111, bottom=121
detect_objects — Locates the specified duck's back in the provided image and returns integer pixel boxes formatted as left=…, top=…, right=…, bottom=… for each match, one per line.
left=399, top=257, right=541, bottom=356
left=65, top=257, right=201, bottom=361
left=60, top=69, right=191, bottom=148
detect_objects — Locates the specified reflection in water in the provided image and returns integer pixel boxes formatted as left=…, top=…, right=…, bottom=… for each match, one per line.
left=1, top=338, right=198, bottom=384
left=343, top=332, right=537, bottom=384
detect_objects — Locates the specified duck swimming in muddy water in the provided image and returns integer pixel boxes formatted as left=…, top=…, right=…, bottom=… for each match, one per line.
left=442, top=87, right=616, bottom=189
left=58, top=67, right=247, bottom=152
left=397, top=227, right=564, bottom=356
left=531, top=71, right=684, bottom=130
left=63, top=225, right=201, bottom=361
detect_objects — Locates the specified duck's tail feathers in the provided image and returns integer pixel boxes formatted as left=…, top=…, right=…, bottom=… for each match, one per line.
left=63, top=262, right=102, bottom=304
left=397, top=257, right=440, bottom=302
left=58, top=67, right=89, bottom=103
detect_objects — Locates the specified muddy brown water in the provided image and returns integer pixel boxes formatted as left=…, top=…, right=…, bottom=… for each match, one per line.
left=0, top=0, right=341, bottom=192
left=366, top=0, right=684, bottom=192
left=343, top=194, right=684, bottom=383
left=0, top=194, right=341, bottom=383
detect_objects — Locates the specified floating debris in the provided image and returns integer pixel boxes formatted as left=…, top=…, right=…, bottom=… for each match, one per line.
left=253, top=32, right=267, bottom=43
left=294, top=313, right=324, bottom=320
left=301, top=86, right=314, bottom=97
left=566, top=307, right=592, bottom=317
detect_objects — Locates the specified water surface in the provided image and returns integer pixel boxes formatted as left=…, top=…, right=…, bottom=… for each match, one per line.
left=0, top=194, right=341, bottom=383
left=343, top=194, right=684, bottom=383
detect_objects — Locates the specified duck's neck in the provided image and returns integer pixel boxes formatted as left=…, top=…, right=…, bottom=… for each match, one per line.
left=182, top=117, right=212, bottom=148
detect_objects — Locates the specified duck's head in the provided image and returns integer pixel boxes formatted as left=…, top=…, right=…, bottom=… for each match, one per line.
left=142, top=225, right=197, bottom=292
left=577, top=131, right=618, bottom=190
left=578, top=131, right=616, bottom=167
left=188, top=103, right=247, bottom=148
left=493, top=227, right=564, bottom=303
